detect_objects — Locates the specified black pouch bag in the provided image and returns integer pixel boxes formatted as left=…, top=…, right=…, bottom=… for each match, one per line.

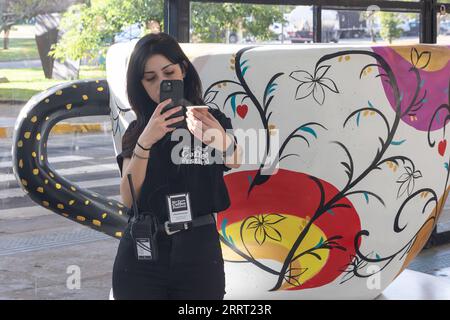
left=126, top=173, right=159, bottom=261
left=129, top=213, right=159, bottom=261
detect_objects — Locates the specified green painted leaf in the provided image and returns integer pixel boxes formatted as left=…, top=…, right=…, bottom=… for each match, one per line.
left=242, top=66, right=249, bottom=77
left=315, top=237, right=324, bottom=248
left=363, top=192, right=369, bottom=204
left=298, top=126, right=317, bottom=138
left=390, top=139, right=406, bottom=145
left=231, top=95, right=237, bottom=117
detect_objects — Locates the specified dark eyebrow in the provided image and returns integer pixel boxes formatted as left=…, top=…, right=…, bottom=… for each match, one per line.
left=144, top=63, right=176, bottom=74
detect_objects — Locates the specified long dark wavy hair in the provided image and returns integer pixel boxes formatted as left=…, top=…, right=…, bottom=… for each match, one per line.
left=125, top=32, right=205, bottom=147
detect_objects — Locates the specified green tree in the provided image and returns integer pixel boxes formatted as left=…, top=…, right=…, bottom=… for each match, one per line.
left=0, top=0, right=81, bottom=49
left=49, top=0, right=163, bottom=62
left=379, top=12, right=403, bottom=44
left=191, top=3, right=290, bottom=43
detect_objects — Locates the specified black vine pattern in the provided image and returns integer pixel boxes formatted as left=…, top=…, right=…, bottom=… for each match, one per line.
left=203, top=46, right=447, bottom=291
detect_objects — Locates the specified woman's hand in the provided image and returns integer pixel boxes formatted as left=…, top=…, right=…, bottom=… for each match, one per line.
left=186, top=108, right=233, bottom=152
left=137, top=99, right=185, bottom=148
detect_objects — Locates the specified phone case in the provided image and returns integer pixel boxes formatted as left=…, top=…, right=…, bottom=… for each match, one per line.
left=160, top=80, right=186, bottom=128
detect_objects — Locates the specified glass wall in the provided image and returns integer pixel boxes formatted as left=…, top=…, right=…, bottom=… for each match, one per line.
left=438, top=2, right=450, bottom=44
left=321, top=9, right=420, bottom=44
left=188, top=2, right=425, bottom=45
left=189, top=2, right=312, bottom=44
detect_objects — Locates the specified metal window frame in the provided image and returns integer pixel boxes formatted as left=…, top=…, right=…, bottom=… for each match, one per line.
left=164, top=0, right=448, bottom=43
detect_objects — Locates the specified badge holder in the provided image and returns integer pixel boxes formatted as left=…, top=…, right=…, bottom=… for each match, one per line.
left=165, top=192, right=193, bottom=234
left=127, top=173, right=158, bottom=261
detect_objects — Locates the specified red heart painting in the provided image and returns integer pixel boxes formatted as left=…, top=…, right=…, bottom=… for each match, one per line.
left=438, top=139, right=447, bottom=156
left=237, top=104, right=248, bottom=119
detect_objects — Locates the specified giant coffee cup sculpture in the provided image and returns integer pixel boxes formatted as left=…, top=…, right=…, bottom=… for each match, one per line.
left=13, top=41, right=450, bottom=299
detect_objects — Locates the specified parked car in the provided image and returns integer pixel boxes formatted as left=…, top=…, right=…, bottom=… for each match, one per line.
left=440, top=21, right=450, bottom=35
left=290, top=30, right=313, bottom=43
left=398, top=19, right=420, bottom=37
left=269, top=23, right=290, bottom=41
left=114, top=23, right=143, bottom=43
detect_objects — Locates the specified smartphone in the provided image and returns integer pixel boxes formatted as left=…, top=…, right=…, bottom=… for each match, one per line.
left=160, top=80, right=186, bottom=129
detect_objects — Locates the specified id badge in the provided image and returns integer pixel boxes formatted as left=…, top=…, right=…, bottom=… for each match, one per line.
left=166, top=192, right=192, bottom=223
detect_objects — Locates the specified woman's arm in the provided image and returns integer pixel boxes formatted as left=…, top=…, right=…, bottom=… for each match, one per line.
left=119, top=145, right=151, bottom=208
left=118, top=100, right=184, bottom=208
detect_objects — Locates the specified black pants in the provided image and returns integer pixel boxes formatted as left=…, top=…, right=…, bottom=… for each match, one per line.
left=112, top=219, right=226, bottom=300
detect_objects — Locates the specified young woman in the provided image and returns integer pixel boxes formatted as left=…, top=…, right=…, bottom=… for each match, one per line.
left=112, top=32, right=241, bottom=300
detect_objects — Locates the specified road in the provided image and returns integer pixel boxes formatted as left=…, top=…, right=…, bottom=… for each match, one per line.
left=0, top=132, right=121, bottom=300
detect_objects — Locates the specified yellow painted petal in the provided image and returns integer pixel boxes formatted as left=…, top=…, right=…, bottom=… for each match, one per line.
left=37, top=187, right=44, bottom=193
left=24, top=132, right=31, bottom=139
left=76, top=216, right=86, bottom=222
left=31, top=116, right=37, bottom=123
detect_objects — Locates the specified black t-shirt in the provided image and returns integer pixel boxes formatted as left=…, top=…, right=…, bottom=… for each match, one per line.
left=116, top=108, right=235, bottom=220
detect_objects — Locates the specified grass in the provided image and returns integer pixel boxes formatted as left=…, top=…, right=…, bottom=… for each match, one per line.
left=0, top=38, right=40, bottom=62
left=0, top=66, right=106, bottom=102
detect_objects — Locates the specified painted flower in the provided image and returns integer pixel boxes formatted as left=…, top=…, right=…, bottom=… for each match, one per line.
left=284, top=264, right=308, bottom=287
left=246, top=213, right=286, bottom=245
left=290, top=65, right=339, bottom=105
left=410, top=48, right=431, bottom=70
left=396, top=166, right=422, bottom=198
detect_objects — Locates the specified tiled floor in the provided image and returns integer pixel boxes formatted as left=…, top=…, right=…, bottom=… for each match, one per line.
left=379, top=269, right=450, bottom=299
left=408, top=242, right=450, bottom=279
